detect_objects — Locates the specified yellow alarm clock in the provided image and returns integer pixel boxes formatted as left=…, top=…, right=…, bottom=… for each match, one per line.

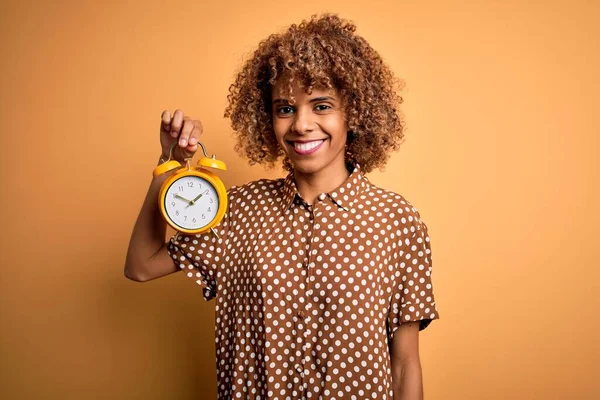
left=153, top=141, right=227, bottom=237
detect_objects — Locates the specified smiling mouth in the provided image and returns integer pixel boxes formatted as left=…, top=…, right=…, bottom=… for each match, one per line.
left=287, top=139, right=326, bottom=155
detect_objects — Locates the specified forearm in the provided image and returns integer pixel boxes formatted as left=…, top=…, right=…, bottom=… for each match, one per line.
left=124, top=156, right=173, bottom=281
left=392, top=359, right=423, bottom=400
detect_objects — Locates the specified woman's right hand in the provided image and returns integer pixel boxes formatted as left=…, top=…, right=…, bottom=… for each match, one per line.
left=160, top=109, right=203, bottom=164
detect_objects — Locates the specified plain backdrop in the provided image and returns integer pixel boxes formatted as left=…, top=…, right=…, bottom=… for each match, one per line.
left=1, top=0, right=599, bottom=399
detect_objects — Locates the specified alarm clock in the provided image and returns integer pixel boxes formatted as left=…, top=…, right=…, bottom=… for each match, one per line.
left=153, top=141, right=227, bottom=236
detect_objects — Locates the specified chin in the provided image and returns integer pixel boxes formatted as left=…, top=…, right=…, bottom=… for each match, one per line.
left=285, top=157, right=314, bottom=172
left=288, top=156, right=339, bottom=175
left=288, top=160, right=317, bottom=174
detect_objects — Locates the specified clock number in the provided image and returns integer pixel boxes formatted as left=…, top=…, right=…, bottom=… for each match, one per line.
left=209, top=198, right=213, bottom=204
left=184, top=216, right=187, bottom=221
left=178, top=185, right=184, bottom=192
left=187, top=182, right=194, bottom=187
left=192, top=218, right=196, bottom=223
left=202, top=214, right=205, bottom=219
left=175, top=210, right=179, bottom=216
left=171, top=202, right=175, bottom=207
left=207, top=207, right=211, bottom=212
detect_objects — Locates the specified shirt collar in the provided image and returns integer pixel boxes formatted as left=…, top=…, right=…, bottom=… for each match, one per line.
left=280, top=163, right=367, bottom=212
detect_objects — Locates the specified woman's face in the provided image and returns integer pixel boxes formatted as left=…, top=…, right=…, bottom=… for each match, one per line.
left=271, top=80, right=348, bottom=176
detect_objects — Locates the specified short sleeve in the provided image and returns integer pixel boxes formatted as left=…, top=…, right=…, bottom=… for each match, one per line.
left=388, top=219, right=439, bottom=339
left=166, top=192, right=232, bottom=301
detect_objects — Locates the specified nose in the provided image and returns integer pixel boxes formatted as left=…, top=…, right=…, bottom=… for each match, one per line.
left=292, top=107, right=315, bottom=135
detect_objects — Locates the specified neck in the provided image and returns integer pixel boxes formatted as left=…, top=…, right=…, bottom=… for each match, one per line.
left=293, top=160, right=351, bottom=205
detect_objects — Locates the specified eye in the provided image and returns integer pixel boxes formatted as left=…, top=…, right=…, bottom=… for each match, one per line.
left=315, top=104, right=332, bottom=111
left=276, top=106, right=294, bottom=115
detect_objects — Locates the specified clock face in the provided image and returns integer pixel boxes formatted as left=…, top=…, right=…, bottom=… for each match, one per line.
left=164, top=175, right=220, bottom=231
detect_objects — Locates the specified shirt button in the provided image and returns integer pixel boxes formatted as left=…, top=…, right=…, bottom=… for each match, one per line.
left=295, top=364, right=303, bottom=373
left=298, top=310, right=304, bottom=318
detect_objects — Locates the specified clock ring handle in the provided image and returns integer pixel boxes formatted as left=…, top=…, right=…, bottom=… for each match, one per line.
left=197, top=141, right=217, bottom=159
left=165, top=140, right=213, bottom=161
left=163, top=141, right=195, bottom=163
left=194, top=141, right=222, bottom=166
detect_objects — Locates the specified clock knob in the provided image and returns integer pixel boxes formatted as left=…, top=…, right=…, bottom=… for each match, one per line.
left=197, top=156, right=227, bottom=171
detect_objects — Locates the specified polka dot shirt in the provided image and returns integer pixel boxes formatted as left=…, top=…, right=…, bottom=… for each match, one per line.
left=167, top=164, right=439, bottom=399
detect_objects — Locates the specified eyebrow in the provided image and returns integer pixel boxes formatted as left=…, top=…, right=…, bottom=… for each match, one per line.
left=272, top=96, right=337, bottom=104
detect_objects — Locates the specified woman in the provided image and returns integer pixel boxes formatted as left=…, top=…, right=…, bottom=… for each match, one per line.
left=125, top=14, right=439, bottom=400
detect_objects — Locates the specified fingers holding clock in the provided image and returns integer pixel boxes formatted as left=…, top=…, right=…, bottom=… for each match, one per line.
left=160, top=110, right=172, bottom=137
left=187, top=120, right=203, bottom=153
left=159, top=109, right=203, bottom=160
left=178, top=117, right=200, bottom=152
left=169, top=109, right=184, bottom=137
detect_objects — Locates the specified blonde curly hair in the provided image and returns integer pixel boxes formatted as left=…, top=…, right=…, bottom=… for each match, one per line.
left=224, top=13, right=405, bottom=173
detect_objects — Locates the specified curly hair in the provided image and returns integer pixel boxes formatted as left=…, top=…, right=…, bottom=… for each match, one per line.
left=224, top=14, right=405, bottom=173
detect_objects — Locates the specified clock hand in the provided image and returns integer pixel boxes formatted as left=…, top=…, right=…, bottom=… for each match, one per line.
left=191, top=193, right=203, bottom=203
left=174, top=193, right=194, bottom=204
left=187, top=190, right=209, bottom=207
left=186, top=194, right=202, bottom=208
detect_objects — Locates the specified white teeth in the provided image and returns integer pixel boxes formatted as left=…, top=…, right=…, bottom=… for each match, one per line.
left=293, top=140, right=324, bottom=151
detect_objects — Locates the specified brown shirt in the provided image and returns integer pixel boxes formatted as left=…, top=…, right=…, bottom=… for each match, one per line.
left=168, top=165, right=439, bottom=399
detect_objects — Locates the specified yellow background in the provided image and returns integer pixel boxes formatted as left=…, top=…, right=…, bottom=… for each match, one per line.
left=1, top=0, right=598, bottom=399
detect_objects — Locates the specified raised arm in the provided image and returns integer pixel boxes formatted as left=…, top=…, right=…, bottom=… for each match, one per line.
left=124, top=109, right=203, bottom=282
